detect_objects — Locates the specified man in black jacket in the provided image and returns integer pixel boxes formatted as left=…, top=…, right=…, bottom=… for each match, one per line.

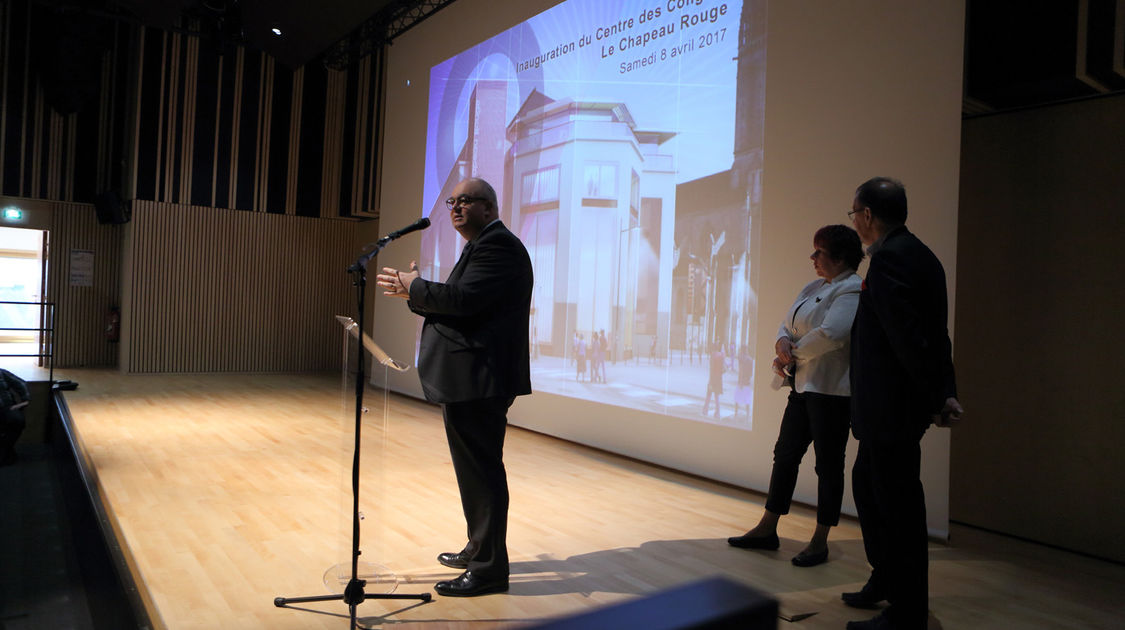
left=844, top=177, right=963, bottom=629
left=377, top=177, right=532, bottom=597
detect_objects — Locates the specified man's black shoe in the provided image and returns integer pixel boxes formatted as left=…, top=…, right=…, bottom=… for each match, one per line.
left=437, top=551, right=469, bottom=569
left=842, top=581, right=888, bottom=608
left=434, top=571, right=509, bottom=597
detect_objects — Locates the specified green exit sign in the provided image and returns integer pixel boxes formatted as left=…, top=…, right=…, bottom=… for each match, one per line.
left=2, top=206, right=23, bottom=220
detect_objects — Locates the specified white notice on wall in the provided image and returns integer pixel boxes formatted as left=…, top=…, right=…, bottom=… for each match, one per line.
left=69, top=249, right=94, bottom=287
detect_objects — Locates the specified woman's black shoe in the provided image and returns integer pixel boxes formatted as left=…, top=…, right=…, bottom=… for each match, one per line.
left=791, top=548, right=828, bottom=567
left=726, top=532, right=780, bottom=550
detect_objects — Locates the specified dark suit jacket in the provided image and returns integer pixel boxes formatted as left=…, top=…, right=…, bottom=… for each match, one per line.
left=407, top=221, right=533, bottom=404
left=850, top=226, right=957, bottom=442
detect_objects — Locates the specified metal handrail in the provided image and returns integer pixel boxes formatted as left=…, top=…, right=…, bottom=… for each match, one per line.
left=0, top=300, right=56, bottom=382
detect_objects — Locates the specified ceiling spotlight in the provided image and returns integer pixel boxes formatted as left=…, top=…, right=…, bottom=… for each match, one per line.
left=270, top=24, right=282, bottom=36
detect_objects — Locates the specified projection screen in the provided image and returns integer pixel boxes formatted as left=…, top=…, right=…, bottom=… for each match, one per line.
left=371, top=0, right=964, bottom=537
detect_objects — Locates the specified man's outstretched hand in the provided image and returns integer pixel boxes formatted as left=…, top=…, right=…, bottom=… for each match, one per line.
left=375, top=261, right=419, bottom=299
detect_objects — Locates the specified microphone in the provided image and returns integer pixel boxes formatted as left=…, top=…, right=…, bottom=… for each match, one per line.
left=348, top=216, right=431, bottom=273
left=378, top=216, right=431, bottom=243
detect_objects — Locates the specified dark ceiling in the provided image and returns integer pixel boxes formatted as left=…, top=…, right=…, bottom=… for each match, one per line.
left=64, top=0, right=405, bottom=69
left=44, top=0, right=1125, bottom=116
left=964, top=0, right=1125, bottom=116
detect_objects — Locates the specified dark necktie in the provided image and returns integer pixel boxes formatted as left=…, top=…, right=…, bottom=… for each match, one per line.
left=451, top=241, right=474, bottom=276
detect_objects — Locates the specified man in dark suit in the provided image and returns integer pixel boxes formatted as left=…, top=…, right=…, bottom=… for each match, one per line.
left=376, top=177, right=533, bottom=597
left=844, top=177, right=963, bottom=629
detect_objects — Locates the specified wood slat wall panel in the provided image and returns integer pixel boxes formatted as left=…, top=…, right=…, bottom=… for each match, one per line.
left=46, top=202, right=124, bottom=367
left=121, top=201, right=358, bottom=373
left=3, top=1, right=384, bottom=220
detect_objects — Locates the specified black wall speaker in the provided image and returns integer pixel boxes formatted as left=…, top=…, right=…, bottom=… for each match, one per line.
left=94, top=191, right=131, bottom=225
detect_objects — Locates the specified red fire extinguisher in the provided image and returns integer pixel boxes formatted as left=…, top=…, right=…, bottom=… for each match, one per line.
left=105, top=307, right=121, bottom=342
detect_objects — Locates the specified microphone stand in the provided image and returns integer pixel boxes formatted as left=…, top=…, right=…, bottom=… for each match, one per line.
left=348, top=237, right=391, bottom=275
left=275, top=241, right=431, bottom=628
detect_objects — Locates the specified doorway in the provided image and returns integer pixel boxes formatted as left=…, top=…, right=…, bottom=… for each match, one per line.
left=0, top=226, right=49, bottom=372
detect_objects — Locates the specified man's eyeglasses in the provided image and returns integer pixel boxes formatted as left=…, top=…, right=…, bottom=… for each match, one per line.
left=847, top=207, right=865, bottom=219
left=445, top=195, right=488, bottom=209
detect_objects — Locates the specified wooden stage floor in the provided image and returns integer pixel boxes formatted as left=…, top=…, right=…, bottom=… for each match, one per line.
left=54, top=370, right=1125, bottom=629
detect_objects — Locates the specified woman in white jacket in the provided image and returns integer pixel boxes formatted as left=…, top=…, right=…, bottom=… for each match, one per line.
left=728, top=225, right=864, bottom=567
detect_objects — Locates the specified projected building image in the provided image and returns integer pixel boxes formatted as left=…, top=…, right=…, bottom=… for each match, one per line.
left=420, top=0, right=764, bottom=427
